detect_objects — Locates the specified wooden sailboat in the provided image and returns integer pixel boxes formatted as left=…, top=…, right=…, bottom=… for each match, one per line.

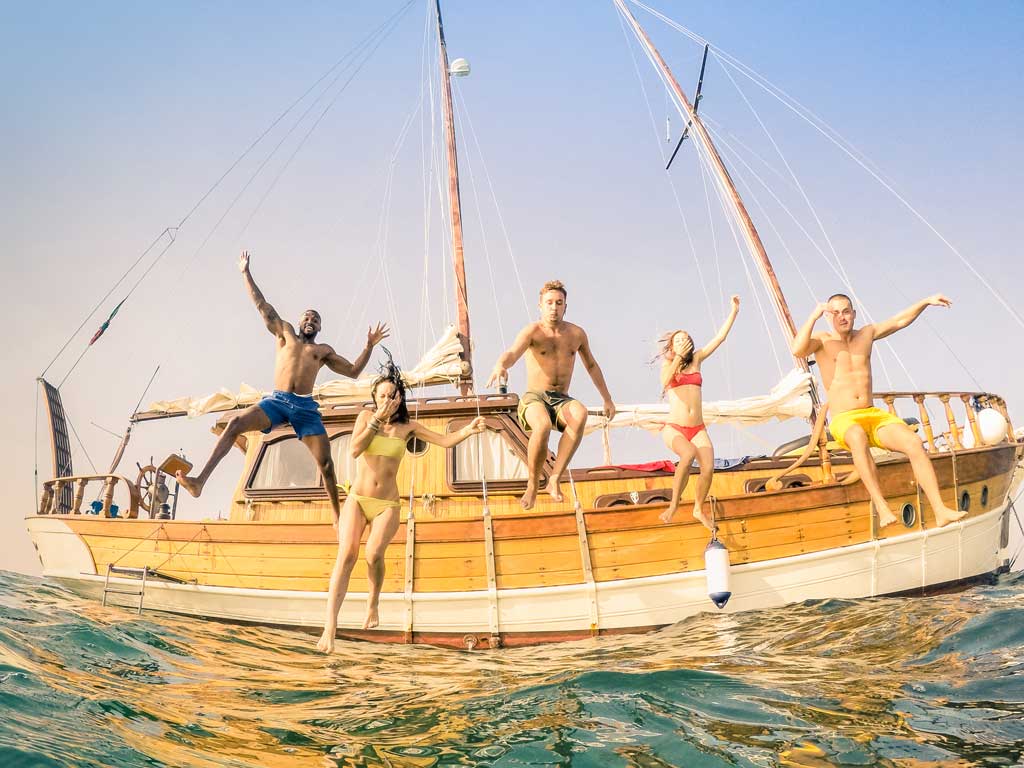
left=26, top=1, right=1022, bottom=649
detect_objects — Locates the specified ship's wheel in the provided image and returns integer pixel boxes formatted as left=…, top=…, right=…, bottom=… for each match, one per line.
left=135, top=464, right=168, bottom=513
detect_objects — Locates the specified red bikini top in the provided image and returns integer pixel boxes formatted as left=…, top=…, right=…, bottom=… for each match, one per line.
left=669, top=370, right=703, bottom=388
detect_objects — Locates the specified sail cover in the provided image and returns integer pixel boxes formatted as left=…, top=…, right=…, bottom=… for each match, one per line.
left=138, top=326, right=468, bottom=419
left=583, top=368, right=814, bottom=434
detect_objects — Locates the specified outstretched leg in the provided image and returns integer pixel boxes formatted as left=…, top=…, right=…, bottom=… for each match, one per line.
left=177, top=405, right=271, bottom=497
left=317, top=496, right=366, bottom=654
left=301, top=433, right=341, bottom=523
left=547, top=401, right=588, bottom=504
left=691, top=436, right=715, bottom=530
left=876, top=423, right=966, bottom=527
left=659, top=428, right=696, bottom=524
left=362, top=506, right=401, bottom=630
left=522, top=404, right=552, bottom=510
left=843, top=426, right=898, bottom=527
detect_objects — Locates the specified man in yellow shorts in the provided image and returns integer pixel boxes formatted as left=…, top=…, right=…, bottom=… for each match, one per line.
left=791, top=293, right=966, bottom=528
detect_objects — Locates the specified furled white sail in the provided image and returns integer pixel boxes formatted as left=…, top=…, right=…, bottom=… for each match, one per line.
left=583, top=367, right=814, bottom=434
left=139, top=326, right=468, bottom=419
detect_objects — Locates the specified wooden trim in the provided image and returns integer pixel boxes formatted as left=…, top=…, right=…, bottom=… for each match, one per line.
left=403, top=516, right=415, bottom=643
left=446, top=414, right=545, bottom=494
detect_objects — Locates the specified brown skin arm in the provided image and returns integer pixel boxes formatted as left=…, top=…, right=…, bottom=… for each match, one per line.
left=239, top=251, right=289, bottom=339
left=412, top=416, right=486, bottom=448
left=578, top=329, right=616, bottom=419
left=323, top=322, right=390, bottom=378
left=487, top=324, right=536, bottom=388
left=872, top=294, right=951, bottom=340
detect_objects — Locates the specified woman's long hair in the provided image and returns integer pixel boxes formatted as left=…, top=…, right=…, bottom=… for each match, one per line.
left=656, top=330, right=694, bottom=396
left=370, top=347, right=410, bottom=424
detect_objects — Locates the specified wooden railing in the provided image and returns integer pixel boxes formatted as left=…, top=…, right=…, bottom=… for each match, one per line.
left=38, top=474, right=141, bottom=518
left=874, top=391, right=1013, bottom=453
left=767, top=390, right=1015, bottom=491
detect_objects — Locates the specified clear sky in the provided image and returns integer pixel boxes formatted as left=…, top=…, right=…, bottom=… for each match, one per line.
left=3, top=1, right=1022, bottom=576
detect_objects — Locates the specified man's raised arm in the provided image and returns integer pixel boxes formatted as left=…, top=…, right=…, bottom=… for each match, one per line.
left=486, top=324, right=534, bottom=388
left=872, top=294, right=952, bottom=340
left=239, top=251, right=286, bottom=337
left=791, top=303, right=827, bottom=357
left=578, top=330, right=616, bottom=420
left=324, top=323, right=390, bottom=378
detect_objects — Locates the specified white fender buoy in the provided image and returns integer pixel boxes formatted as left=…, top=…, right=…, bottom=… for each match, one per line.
left=962, top=408, right=1008, bottom=449
left=705, top=537, right=731, bottom=609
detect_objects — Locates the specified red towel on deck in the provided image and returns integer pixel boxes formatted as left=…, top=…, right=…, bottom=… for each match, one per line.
left=604, top=460, right=676, bottom=473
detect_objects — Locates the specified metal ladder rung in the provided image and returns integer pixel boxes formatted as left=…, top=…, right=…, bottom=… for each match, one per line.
left=102, top=563, right=149, bottom=614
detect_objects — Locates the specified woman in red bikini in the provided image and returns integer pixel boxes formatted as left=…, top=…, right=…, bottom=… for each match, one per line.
left=657, top=295, right=740, bottom=528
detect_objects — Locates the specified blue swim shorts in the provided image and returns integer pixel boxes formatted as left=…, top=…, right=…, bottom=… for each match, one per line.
left=257, top=391, right=326, bottom=438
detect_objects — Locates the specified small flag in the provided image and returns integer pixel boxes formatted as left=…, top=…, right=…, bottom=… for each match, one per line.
left=89, top=298, right=127, bottom=345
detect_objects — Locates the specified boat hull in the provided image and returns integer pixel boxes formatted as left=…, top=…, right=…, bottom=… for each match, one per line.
left=27, top=501, right=1014, bottom=649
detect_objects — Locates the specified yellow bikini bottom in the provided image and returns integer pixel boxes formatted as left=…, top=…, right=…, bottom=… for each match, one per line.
left=350, top=493, right=400, bottom=523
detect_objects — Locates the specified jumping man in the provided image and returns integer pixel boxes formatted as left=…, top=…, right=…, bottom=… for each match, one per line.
left=176, top=251, right=389, bottom=524
left=486, top=280, right=615, bottom=510
left=791, top=293, right=965, bottom=528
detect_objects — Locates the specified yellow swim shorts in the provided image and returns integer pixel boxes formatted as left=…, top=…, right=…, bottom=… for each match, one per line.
left=829, top=406, right=905, bottom=449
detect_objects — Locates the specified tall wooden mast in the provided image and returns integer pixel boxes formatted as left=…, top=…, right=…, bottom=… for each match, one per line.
left=435, top=0, right=472, bottom=394
left=614, top=0, right=806, bottom=369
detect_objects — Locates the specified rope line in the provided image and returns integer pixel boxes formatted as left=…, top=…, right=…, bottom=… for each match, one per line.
left=629, top=0, right=1024, bottom=335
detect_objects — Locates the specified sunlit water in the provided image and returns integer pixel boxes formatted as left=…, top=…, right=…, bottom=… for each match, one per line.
left=1, top=569, right=1022, bottom=767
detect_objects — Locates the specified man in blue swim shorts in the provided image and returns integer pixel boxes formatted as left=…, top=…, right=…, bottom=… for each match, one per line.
left=176, top=251, right=389, bottom=525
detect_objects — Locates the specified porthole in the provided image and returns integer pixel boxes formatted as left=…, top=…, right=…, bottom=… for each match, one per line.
left=981, top=486, right=989, bottom=507
left=901, top=503, right=916, bottom=528
left=406, top=435, right=428, bottom=456
left=960, top=491, right=971, bottom=512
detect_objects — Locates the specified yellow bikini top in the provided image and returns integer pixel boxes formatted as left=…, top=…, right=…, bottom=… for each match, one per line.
left=365, top=433, right=406, bottom=460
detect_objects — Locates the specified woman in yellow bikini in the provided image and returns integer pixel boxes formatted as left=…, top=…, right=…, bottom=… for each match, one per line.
left=317, top=360, right=485, bottom=652
left=657, top=295, right=740, bottom=528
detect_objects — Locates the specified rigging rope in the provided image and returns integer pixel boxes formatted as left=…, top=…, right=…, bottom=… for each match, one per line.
left=616, top=10, right=715, bottom=337
left=40, top=0, right=417, bottom=386
left=452, top=80, right=533, bottom=324
left=452, top=83, right=506, bottom=349
left=629, top=0, right=1024, bottom=336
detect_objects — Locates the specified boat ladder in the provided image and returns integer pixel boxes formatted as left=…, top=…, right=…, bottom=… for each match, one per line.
left=101, top=564, right=191, bottom=614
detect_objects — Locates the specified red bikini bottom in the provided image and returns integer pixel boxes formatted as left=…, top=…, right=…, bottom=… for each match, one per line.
left=662, top=422, right=706, bottom=441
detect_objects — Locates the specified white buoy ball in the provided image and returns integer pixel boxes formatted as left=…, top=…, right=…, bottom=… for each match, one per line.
left=978, top=408, right=1008, bottom=445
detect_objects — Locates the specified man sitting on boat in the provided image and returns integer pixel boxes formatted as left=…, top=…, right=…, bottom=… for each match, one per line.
left=791, top=293, right=966, bottom=528
left=176, top=250, right=389, bottom=525
left=486, top=280, right=616, bottom=510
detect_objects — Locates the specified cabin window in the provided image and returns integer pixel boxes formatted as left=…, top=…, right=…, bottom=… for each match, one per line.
left=329, top=433, right=358, bottom=486
left=250, top=437, right=320, bottom=489
left=453, top=431, right=528, bottom=483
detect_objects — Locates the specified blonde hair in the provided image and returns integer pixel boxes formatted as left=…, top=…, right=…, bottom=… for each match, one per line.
left=539, top=280, right=567, bottom=299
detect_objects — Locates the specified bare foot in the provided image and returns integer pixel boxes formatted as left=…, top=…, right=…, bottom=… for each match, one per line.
left=935, top=505, right=967, bottom=527
left=316, top=626, right=335, bottom=654
left=362, top=605, right=379, bottom=630
left=520, top=483, right=537, bottom=511
left=875, top=502, right=898, bottom=528
left=659, top=505, right=678, bottom=524
left=545, top=476, right=564, bottom=503
left=693, top=505, right=714, bottom=531
left=175, top=472, right=204, bottom=498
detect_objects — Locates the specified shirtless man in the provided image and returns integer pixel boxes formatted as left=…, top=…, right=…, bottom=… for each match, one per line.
left=486, top=280, right=616, bottom=510
left=176, top=251, right=389, bottom=524
left=791, top=293, right=965, bottom=528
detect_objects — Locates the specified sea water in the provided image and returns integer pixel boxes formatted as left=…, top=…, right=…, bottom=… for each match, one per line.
left=1, top=569, right=1022, bottom=767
